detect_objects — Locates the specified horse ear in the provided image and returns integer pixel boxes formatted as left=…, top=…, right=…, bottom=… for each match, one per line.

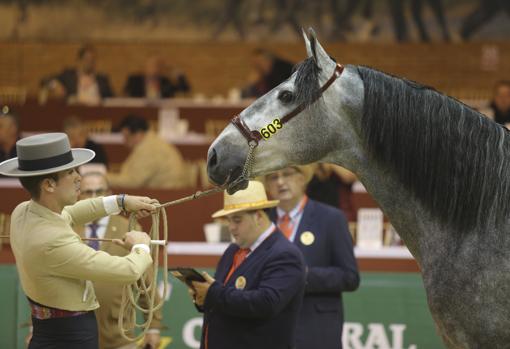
left=306, top=28, right=333, bottom=69
left=302, top=28, right=313, bottom=58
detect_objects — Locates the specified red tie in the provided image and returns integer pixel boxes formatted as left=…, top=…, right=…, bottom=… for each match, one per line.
left=224, top=248, right=250, bottom=284
left=279, top=214, right=293, bottom=239
left=278, top=196, right=309, bottom=240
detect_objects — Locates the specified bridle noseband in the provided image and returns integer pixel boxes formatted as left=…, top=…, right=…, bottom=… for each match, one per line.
left=227, top=63, right=344, bottom=190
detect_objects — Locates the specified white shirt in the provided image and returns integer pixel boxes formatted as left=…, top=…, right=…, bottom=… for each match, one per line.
left=247, top=223, right=276, bottom=258
left=84, top=215, right=110, bottom=239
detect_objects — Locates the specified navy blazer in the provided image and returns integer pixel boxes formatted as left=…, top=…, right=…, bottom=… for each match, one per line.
left=270, top=199, right=360, bottom=349
left=200, top=230, right=306, bottom=349
left=123, top=74, right=190, bottom=98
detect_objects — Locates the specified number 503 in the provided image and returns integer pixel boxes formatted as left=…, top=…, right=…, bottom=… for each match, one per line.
left=260, top=119, right=283, bottom=140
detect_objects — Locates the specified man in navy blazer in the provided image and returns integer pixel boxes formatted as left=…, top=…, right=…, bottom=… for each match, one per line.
left=189, top=180, right=306, bottom=349
left=264, top=166, right=360, bottom=349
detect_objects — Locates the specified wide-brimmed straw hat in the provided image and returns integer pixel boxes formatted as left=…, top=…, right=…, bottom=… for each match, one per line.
left=212, top=180, right=279, bottom=219
left=0, top=133, right=95, bottom=177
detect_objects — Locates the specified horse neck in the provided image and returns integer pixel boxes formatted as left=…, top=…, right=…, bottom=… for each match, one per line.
left=328, top=67, right=445, bottom=265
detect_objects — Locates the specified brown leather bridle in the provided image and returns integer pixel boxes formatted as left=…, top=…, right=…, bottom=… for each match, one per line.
left=225, top=63, right=344, bottom=191
left=230, top=63, right=344, bottom=146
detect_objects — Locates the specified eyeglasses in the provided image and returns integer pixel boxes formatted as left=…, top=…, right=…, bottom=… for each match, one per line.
left=265, top=169, right=301, bottom=183
left=81, top=188, right=108, bottom=197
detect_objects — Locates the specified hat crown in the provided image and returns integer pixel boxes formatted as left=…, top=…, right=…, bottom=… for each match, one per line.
left=17, top=133, right=71, bottom=161
left=224, top=181, right=269, bottom=209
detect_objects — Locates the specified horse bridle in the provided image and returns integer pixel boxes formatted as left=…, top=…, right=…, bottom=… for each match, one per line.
left=226, top=63, right=344, bottom=191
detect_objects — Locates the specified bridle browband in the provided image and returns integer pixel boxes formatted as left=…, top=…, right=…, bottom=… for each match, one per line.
left=225, top=63, right=344, bottom=191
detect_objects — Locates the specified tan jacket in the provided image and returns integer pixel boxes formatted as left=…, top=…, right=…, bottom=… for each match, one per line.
left=107, top=131, right=187, bottom=189
left=10, top=198, right=152, bottom=311
left=77, top=215, right=163, bottom=349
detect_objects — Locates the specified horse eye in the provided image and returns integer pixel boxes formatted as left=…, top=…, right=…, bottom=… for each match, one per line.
left=278, top=90, right=294, bottom=104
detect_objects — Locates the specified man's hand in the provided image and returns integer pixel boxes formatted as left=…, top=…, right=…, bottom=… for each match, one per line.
left=122, top=195, right=159, bottom=218
left=191, top=272, right=215, bottom=306
left=114, top=230, right=151, bottom=250
left=143, top=331, right=161, bottom=349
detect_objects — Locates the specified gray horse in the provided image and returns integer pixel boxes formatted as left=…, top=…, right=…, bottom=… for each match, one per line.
left=207, top=29, right=510, bottom=348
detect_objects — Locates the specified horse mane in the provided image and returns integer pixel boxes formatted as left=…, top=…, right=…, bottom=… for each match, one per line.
left=356, top=66, right=510, bottom=232
left=294, top=57, right=322, bottom=107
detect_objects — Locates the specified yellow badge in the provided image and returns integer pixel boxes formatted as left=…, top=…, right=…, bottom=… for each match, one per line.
left=300, top=231, right=315, bottom=246
left=235, top=276, right=247, bottom=290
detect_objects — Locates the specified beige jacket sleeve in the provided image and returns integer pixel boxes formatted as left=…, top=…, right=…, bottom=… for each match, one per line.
left=45, top=233, right=152, bottom=284
left=61, top=197, right=109, bottom=227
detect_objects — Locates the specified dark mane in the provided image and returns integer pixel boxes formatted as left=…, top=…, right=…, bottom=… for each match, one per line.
left=357, top=66, right=510, bottom=232
left=293, top=57, right=321, bottom=107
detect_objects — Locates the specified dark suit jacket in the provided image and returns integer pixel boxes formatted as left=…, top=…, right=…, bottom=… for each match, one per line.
left=270, top=199, right=360, bottom=349
left=201, top=230, right=306, bottom=349
left=56, top=68, right=114, bottom=98
left=123, top=74, right=190, bottom=98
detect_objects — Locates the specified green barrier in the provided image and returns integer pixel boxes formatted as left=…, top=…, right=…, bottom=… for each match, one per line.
left=0, top=266, right=444, bottom=349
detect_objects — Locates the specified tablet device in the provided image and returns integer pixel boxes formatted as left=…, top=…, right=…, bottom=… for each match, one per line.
left=168, top=267, right=206, bottom=285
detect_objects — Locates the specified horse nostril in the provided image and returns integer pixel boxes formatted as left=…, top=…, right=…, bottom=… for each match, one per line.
left=208, top=148, right=218, bottom=169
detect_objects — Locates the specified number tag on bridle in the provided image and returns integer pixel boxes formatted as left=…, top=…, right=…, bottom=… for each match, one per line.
left=260, top=119, right=283, bottom=140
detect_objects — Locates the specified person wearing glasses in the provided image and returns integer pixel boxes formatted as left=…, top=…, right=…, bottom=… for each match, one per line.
left=263, top=165, right=360, bottom=349
left=77, top=172, right=163, bottom=349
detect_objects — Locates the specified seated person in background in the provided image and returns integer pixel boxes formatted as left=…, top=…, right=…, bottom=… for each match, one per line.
left=41, top=44, right=114, bottom=105
left=63, top=116, right=109, bottom=167
left=306, top=164, right=357, bottom=220
left=241, top=48, right=294, bottom=98
left=0, top=107, right=19, bottom=163
left=107, top=115, right=187, bottom=189
left=77, top=172, right=163, bottom=349
left=123, top=56, right=191, bottom=99
left=489, top=80, right=510, bottom=127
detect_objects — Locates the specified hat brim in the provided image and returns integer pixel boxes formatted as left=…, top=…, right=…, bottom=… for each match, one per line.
left=212, top=200, right=279, bottom=219
left=0, top=148, right=95, bottom=177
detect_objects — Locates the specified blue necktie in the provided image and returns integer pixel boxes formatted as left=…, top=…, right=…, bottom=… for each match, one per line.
left=88, top=223, right=100, bottom=250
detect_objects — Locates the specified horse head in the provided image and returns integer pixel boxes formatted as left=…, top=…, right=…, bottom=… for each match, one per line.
left=207, top=28, right=363, bottom=193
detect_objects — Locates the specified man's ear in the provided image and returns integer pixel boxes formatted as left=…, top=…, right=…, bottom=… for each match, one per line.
left=41, top=178, right=56, bottom=193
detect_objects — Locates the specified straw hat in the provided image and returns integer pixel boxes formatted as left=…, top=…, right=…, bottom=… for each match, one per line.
left=212, top=180, right=279, bottom=219
left=0, top=133, right=95, bottom=177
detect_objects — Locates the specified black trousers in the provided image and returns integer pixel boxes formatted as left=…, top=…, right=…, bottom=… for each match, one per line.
left=29, top=311, right=98, bottom=349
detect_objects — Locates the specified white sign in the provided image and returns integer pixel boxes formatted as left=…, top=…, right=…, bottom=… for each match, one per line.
left=343, top=322, right=417, bottom=349
left=357, top=208, right=384, bottom=249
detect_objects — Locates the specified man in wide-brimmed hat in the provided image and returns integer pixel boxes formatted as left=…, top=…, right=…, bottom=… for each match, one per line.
left=263, top=165, right=360, bottom=349
left=189, top=180, right=306, bottom=349
left=0, top=132, right=159, bottom=349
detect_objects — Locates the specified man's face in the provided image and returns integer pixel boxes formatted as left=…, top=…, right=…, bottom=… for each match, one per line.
left=52, top=168, right=82, bottom=206
left=252, top=54, right=272, bottom=75
left=225, top=212, right=260, bottom=248
left=494, top=85, right=510, bottom=113
left=265, top=167, right=306, bottom=203
left=121, top=128, right=143, bottom=149
left=79, top=174, right=110, bottom=200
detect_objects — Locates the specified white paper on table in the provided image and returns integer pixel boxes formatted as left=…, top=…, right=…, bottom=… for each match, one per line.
left=357, top=208, right=384, bottom=249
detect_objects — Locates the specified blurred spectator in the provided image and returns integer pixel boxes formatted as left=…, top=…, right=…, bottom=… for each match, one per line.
left=306, top=164, right=357, bottom=221
left=241, top=48, right=294, bottom=98
left=490, top=80, right=510, bottom=127
left=41, top=44, right=114, bottom=105
left=0, top=107, right=19, bottom=163
left=123, top=56, right=190, bottom=99
left=212, top=0, right=246, bottom=39
left=106, top=115, right=187, bottom=189
left=62, top=116, right=109, bottom=167
left=461, top=0, right=510, bottom=41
